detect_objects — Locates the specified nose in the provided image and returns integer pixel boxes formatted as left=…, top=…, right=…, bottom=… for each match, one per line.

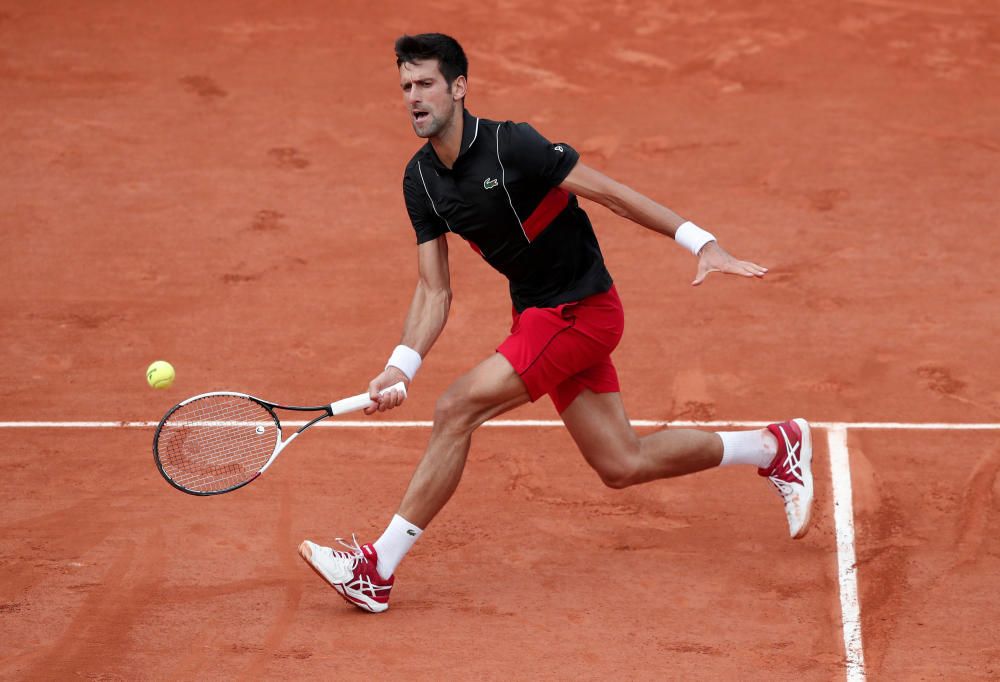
left=405, top=88, right=420, bottom=106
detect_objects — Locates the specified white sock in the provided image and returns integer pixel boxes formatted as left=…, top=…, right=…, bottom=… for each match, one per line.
left=372, top=514, right=423, bottom=580
left=717, top=429, right=777, bottom=468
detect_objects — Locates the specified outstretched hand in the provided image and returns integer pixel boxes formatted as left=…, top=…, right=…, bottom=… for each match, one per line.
left=364, top=366, right=410, bottom=415
left=692, top=241, right=768, bottom=286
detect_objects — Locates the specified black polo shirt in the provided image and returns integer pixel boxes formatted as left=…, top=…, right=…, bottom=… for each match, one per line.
left=402, top=109, right=613, bottom=312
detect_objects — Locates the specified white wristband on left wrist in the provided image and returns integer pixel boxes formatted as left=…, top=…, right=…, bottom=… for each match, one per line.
left=386, top=345, right=421, bottom=381
left=675, top=221, right=716, bottom=256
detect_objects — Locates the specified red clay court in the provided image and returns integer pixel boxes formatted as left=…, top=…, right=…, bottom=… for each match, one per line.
left=1, top=1, right=998, bottom=679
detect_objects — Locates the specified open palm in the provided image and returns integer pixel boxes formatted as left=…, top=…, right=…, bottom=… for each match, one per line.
left=692, top=241, right=768, bottom=286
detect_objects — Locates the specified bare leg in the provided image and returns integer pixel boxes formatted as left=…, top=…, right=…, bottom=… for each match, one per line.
left=560, top=389, right=728, bottom=488
left=397, top=353, right=530, bottom=528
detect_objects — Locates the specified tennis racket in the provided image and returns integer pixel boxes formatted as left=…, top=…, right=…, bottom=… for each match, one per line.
left=153, top=382, right=405, bottom=496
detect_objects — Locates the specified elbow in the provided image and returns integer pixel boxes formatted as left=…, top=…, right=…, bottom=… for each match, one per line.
left=605, top=195, right=630, bottom=218
left=595, top=181, right=632, bottom=219
left=417, top=277, right=451, bottom=300
left=425, top=282, right=452, bottom=310
left=597, top=190, right=630, bottom=219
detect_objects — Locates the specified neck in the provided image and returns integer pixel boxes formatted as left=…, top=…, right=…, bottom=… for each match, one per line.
left=429, top=107, right=464, bottom=169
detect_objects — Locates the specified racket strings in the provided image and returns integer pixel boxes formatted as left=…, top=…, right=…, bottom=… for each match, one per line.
left=156, top=395, right=278, bottom=493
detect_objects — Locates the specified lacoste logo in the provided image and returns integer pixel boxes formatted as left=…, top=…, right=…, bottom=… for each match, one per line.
left=483, top=177, right=499, bottom=190
left=554, top=145, right=564, bottom=152
left=406, top=529, right=418, bottom=536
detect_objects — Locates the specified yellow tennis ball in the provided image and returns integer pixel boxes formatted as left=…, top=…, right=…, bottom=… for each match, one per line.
left=147, top=360, right=175, bottom=389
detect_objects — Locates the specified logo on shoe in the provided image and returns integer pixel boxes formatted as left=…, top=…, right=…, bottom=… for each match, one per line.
left=777, top=425, right=803, bottom=484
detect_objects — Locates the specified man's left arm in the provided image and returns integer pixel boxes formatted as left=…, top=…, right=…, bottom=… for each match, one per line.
left=560, top=162, right=768, bottom=286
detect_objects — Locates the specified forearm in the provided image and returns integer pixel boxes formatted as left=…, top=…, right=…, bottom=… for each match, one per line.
left=399, top=279, right=451, bottom=358
left=561, top=163, right=703, bottom=242
left=559, top=163, right=765, bottom=289
left=600, top=179, right=686, bottom=238
left=596, top=178, right=717, bottom=256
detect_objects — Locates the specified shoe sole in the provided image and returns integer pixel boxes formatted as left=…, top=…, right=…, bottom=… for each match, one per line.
left=791, top=418, right=814, bottom=539
left=298, top=540, right=388, bottom=613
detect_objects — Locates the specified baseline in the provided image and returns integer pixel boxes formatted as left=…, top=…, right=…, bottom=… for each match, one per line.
left=2, top=421, right=1000, bottom=429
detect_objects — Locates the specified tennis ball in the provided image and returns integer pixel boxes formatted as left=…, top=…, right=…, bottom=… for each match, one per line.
left=146, top=360, right=175, bottom=389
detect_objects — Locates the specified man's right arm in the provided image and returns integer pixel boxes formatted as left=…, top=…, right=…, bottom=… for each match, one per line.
left=365, top=235, right=451, bottom=413
left=399, top=234, right=452, bottom=357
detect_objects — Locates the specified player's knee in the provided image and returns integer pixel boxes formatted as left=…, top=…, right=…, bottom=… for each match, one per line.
left=593, top=455, right=640, bottom=489
left=433, top=388, right=478, bottom=433
left=598, top=468, right=635, bottom=489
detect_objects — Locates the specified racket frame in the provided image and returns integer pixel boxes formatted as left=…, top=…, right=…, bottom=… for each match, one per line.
left=152, top=383, right=405, bottom=496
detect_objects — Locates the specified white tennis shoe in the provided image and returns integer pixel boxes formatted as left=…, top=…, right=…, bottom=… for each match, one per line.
left=759, top=418, right=814, bottom=539
left=298, top=537, right=394, bottom=613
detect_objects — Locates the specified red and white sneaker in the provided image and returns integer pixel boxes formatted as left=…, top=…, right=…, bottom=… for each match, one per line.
left=759, top=418, right=814, bottom=539
left=298, top=537, right=394, bottom=613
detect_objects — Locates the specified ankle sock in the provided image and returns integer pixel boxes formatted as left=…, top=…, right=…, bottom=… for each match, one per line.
left=717, top=429, right=777, bottom=469
left=372, top=514, right=423, bottom=580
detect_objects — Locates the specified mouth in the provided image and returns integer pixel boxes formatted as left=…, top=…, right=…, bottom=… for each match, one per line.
left=412, top=110, right=429, bottom=124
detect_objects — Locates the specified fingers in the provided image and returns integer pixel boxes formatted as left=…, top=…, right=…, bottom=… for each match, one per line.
left=721, top=259, right=767, bottom=278
left=375, top=387, right=406, bottom=412
left=365, top=390, right=401, bottom=414
left=365, top=370, right=410, bottom=414
left=693, top=260, right=769, bottom=285
left=738, top=260, right=768, bottom=277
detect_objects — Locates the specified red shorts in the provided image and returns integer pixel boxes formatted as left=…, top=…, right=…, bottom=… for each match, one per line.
left=497, top=286, right=624, bottom=414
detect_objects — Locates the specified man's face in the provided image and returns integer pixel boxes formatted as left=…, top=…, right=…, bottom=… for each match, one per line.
left=399, top=59, right=463, bottom=139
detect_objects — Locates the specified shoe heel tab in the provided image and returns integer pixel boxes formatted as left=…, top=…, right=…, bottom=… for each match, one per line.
left=769, top=420, right=801, bottom=442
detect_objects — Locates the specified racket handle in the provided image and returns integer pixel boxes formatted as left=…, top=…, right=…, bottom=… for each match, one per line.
left=329, top=381, right=407, bottom=416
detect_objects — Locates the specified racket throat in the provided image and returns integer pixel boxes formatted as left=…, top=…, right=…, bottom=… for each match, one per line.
left=259, top=431, right=299, bottom=474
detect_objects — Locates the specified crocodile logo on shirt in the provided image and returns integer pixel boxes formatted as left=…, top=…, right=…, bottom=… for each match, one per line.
left=483, top=177, right=499, bottom=190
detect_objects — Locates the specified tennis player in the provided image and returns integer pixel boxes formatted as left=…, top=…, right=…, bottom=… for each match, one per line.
left=299, top=33, right=813, bottom=613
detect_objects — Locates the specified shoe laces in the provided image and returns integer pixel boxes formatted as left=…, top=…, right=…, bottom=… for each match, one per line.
left=769, top=476, right=796, bottom=501
left=330, top=535, right=390, bottom=594
left=323, top=534, right=366, bottom=572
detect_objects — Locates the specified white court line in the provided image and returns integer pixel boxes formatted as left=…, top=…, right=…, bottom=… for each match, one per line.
left=6, top=418, right=984, bottom=682
left=827, top=426, right=866, bottom=682
left=1, top=420, right=1000, bottom=429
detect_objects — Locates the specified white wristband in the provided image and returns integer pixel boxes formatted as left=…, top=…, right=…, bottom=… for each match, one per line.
left=386, top=345, right=422, bottom=381
left=674, top=221, right=716, bottom=256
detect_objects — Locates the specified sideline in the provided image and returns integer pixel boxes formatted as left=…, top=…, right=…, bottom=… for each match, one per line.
left=828, top=426, right=866, bottom=682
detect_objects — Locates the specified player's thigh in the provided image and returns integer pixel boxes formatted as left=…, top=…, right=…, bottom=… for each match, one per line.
left=436, top=352, right=531, bottom=427
left=559, top=389, right=638, bottom=469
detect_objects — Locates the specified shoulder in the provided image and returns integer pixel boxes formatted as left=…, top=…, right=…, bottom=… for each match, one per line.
left=486, top=117, right=525, bottom=134
left=474, top=119, right=548, bottom=153
left=403, top=146, right=437, bottom=196
left=403, top=145, right=433, bottom=176
left=498, top=119, right=546, bottom=143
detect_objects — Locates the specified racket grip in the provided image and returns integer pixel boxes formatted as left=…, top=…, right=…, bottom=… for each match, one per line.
left=329, top=381, right=407, bottom=416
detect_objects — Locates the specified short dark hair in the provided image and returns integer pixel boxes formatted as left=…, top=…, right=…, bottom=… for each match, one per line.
left=394, top=33, right=468, bottom=88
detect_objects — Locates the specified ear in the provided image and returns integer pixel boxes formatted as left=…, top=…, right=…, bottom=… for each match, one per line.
left=451, top=75, right=467, bottom=101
